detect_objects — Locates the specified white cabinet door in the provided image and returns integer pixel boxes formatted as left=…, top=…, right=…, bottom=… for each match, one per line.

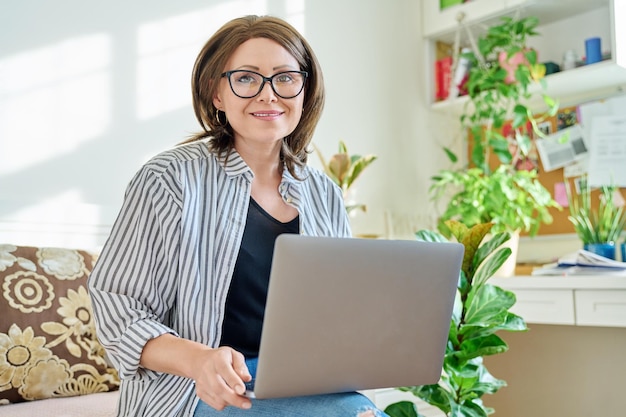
left=509, top=289, right=576, bottom=325
left=575, top=290, right=626, bottom=327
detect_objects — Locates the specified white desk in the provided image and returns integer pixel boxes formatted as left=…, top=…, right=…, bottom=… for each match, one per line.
left=490, top=275, right=626, bottom=327
left=485, top=275, right=626, bottom=416
left=371, top=275, right=626, bottom=417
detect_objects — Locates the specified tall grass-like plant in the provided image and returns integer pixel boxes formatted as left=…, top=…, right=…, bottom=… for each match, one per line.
left=385, top=221, right=527, bottom=417
left=566, top=174, right=626, bottom=244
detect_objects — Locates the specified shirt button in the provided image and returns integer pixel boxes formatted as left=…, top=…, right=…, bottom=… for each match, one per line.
left=286, top=197, right=293, bottom=203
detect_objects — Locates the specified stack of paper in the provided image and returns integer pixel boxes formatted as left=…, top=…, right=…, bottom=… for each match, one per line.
left=557, top=249, right=626, bottom=268
left=531, top=249, right=626, bottom=276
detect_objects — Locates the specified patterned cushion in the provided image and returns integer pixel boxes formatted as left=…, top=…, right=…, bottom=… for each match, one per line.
left=0, top=245, right=119, bottom=405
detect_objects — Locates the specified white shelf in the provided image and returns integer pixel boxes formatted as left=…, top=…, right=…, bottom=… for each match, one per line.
left=423, top=0, right=626, bottom=111
left=432, top=60, right=626, bottom=116
left=423, top=0, right=608, bottom=44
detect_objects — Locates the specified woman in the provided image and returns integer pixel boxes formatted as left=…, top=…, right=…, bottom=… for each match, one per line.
left=89, top=15, right=387, bottom=417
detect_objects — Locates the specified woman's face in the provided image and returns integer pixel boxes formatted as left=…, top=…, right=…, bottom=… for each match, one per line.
left=213, top=37, right=305, bottom=149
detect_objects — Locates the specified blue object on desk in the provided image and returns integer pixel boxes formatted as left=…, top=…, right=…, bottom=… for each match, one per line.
left=584, top=242, right=616, bottom=260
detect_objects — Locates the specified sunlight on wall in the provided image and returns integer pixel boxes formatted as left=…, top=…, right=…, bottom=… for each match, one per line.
left=0, top=0, right=309, bottom=245
left=136, top=0, right=270, bottom=120
left=0, top=189, right=112, bottom=250
left=285, top=0, right=305, bottom=34
left=0, top=34, right=112, bottom=176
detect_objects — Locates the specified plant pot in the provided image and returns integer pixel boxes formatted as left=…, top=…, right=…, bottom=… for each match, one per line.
left=499, top=50, right=529, bottom=84
left=583, top=242, right=616, bottom=260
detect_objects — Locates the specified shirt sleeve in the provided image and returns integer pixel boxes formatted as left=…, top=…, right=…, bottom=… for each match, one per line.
left=88, top=162, right=182, bottom=381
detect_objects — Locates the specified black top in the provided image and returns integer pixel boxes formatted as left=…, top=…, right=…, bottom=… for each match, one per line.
left=220, top=198, right=299, bottom=357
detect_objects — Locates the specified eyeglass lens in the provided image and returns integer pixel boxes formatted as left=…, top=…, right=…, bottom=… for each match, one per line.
left=226, top=70, right=306, bottom=99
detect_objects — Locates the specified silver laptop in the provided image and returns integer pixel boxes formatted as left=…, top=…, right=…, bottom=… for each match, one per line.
left=247, top=234, right=463, bottom=399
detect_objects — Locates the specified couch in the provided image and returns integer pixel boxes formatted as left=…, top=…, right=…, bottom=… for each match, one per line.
left=0, top=244, right=119, bottom=417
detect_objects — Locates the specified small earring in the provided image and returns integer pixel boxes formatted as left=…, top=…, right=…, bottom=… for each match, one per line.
left=215, top=109, right=227, bottom=126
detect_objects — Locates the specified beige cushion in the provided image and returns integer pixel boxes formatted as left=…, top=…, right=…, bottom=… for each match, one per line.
left=0, top=245, right=119, bottom=405
left=0, top=391, right=119, bottom=417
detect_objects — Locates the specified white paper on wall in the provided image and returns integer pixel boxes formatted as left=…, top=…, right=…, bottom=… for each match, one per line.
left=587, top=115, right=626, bottom=187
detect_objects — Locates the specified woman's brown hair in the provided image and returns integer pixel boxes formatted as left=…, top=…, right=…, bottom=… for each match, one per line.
left=187, top=15, right=325, bottom=177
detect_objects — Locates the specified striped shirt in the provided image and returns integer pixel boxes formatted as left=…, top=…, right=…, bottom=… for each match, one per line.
left=88, top=141, right=351, bottom=417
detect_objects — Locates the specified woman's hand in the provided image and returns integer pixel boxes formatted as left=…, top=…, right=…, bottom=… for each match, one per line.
left=191, top=346, right=252, bottom=410
left=140, top=335, right=252, bottom=410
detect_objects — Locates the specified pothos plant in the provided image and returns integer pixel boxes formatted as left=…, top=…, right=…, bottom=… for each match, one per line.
left=315, top=140, right=377, bottom=213
left=431, top=164, right=559, bottom=236
left=461, top=15, right=559, bottom=171
left=385, top=221, right=527, bottom=417
left=433, top=15, right=562, bottom=237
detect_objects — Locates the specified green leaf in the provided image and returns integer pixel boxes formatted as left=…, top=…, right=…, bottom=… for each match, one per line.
left=346, top=154, right=377, bottom=190
left=457, top=333, right=509, bottom=361
left=338, top=140, right=348, bottom=154
left=515, top=130, right=532, bottom=157
left=465, top=284, right=516, bottom=327
left=402, top=385, right=453, bottom=414
left=384, top=401, right=419, bottom=417
left=472, top=247, right=511, bottom=287
left=500, top=311, right=528, bottom=332
left=512, top=104, right=528, bottom=128
left=453, top=399, right=491, bottom=417
left=444, top=147, right=459, bottom=163
left=415, top=229, right=449, bottom=243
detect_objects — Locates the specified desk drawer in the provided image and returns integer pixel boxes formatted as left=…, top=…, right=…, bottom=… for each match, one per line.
left=575, top=290, right=626, bottom=327
left=509, top=289, right=575, bottom=325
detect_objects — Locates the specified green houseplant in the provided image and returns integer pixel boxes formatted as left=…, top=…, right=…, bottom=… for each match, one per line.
left=460, top=15, right=559, bottom=172
left=315, top=140, right=377, bottom=213
left=385, top=221, right=527, bottom=417
left=431, top=15, right=562, bottom=270
left=566, top=174, right=626, bottom=259
left=431, top=164, right=557, bottom=237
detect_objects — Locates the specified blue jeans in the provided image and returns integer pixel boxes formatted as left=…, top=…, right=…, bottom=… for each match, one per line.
left=193, top=358, right=388, bottom=417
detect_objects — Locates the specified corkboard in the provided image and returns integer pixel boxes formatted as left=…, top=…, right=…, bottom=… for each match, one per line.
left=468, top=105, right=626, bottom=236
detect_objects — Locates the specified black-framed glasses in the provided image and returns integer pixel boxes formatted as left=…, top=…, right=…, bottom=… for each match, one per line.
left=221, top=70, right=308, bottom=99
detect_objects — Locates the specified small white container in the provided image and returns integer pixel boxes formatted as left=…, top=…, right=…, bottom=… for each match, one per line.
left=562, top=49, right=578, bottom=70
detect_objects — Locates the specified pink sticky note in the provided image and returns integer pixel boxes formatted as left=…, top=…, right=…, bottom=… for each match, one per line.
left=554, top=182, right=569, bottom=207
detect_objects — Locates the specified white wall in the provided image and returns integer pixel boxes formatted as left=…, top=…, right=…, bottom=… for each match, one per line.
left=1, top=0, right=447, bottom=249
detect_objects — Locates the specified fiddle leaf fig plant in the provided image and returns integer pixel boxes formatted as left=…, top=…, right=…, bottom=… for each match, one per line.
left=385, top=221, right=527, bottom=417
left=315, top=140, right=377, bottom=213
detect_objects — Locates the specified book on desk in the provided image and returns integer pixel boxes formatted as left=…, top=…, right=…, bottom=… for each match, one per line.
left=532, top=249, right=626, bottom=276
